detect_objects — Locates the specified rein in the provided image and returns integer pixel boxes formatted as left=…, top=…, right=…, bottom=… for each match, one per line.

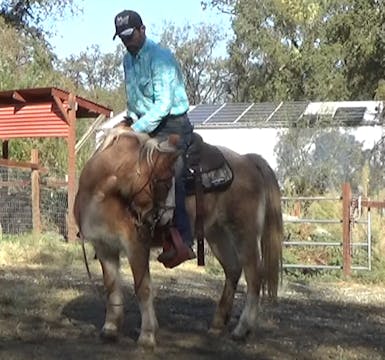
left=128, top=151, right=161, bottom=227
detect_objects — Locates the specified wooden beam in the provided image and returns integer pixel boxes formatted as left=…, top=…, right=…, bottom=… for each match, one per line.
left=0, top=158, right=47, bottom=172
left=53, top=94, right=70, bottom=124
left=31, top=149, right=41, bottom=236
left=2, top=140, right=8, bottom=159
left=360, top=199, right=385, bottom=209
left=75, top=114, right=106, bottom=154
left=51, top=87, right=112, bottom=118
left=12, top=91, right=26, bottom=102
left=67, top=93, right=77, bottom=242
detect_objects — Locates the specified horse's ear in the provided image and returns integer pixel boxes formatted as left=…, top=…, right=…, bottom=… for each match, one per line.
left=167, top=134, right=180, bottom=147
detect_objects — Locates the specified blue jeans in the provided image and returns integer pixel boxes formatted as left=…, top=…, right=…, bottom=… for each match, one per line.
left=150, top=114, right=194, bottom=247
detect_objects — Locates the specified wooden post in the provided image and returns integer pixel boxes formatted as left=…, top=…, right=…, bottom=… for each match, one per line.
left=1, top=141, right=9, bottom=198
left=67, top=93, right=77, bottom=242
left=342, top=183, right=352, bottom=276
left=2, top=140, right=9, bottom=159
left=31, top=149, right=41, bottom=235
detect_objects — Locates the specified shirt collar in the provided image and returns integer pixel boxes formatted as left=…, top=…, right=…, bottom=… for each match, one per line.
left=134, top=37, right=151, bottom=59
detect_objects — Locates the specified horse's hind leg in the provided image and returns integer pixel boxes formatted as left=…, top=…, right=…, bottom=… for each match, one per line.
left=231, top=221, right=263, bottom=340
left=206, top=225, right=242, bottom=335
left=98, top=249, right=124, bottom=342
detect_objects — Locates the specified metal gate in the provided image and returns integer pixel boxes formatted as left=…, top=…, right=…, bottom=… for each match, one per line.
left=282, top=183, right=382, bottom=275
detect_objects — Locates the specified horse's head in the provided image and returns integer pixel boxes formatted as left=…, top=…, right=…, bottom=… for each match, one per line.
left=83, top=124, right=180, bottom=227
left=130, top=134, right=180, bottom=223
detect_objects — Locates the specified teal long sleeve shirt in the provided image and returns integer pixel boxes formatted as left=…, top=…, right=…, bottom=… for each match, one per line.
left=123, top=38, right=189, bottom=133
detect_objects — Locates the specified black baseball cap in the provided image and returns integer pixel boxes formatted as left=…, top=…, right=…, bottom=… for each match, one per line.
left=113, top=10, right=143, bottom=40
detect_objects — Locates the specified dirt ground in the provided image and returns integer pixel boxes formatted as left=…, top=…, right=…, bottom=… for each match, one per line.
left=1, top=257, right=385, bottom=360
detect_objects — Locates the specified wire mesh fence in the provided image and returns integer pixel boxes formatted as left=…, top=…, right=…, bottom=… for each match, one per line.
left=0, top=166, right=32, bottom=234
left=40, top=185, right=68, bottom=239
left=0, top=165, right=68, bottom=238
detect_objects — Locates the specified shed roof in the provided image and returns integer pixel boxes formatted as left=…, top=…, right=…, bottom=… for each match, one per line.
left=0, top=87, right=112, bottom=139
left=0, top=87, right=112, bottom=118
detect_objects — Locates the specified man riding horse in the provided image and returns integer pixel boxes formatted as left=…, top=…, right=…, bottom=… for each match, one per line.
left=72, top=9, right=283, bottom=346
left=113, top=9, right=195, bottom=266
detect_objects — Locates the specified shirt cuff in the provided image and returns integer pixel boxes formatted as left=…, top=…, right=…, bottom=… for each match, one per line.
left=131, top=120, right=147, bottom=132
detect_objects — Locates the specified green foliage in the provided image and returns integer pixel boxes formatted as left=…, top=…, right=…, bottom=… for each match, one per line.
left=9, top=138, right=67, bottom=177
left=58, top=45, right=126, bottom=112
left=0, top=16, right=73, bottom=91
left=0, top=0, right=80, bottom=36
left=158, top=21, right=229, bottom=104
left=206, top=0, right=385, bottom=102
left=276, top=127, right=367, bottom=195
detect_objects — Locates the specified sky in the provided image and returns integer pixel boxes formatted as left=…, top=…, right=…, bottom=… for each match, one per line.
left=47, top=0, right=232, bottom=59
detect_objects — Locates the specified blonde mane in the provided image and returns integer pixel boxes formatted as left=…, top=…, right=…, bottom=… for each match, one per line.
left=97, top=127, right=178, bottom=167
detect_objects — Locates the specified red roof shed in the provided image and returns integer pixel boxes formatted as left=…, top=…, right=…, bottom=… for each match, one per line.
left=0, top=87, right=113, bottom=241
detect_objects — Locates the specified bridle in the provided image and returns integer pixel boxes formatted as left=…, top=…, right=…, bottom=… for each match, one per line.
left=127, top=151, right=174, bottom=233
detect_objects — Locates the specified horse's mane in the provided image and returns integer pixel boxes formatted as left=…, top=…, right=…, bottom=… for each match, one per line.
left=97, top=127, right=179, bottom=166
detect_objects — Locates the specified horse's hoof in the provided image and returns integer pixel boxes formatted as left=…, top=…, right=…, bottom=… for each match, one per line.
left=231, top=326, right=250, bottom=341
left=208, top=326, right=224, bottom=336
left=137, top=332, right=156, bottom=349
left=100, top=327, right=119, bottom=343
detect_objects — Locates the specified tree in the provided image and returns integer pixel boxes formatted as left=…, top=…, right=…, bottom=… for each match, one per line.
left=275, top=127, right=367, bottom=195
left=58, top=44, right=126, bottom=111
left=0, top=0, right=79, bottom=38
left=205, top=0, right=385, bottom=102
left=367, top=138, right=385, bottom=195
left=0, top=0, right=82, bottom=91
left=0, top=16, right=71, bottom=90
left=158, top=22, right=230, bottom=104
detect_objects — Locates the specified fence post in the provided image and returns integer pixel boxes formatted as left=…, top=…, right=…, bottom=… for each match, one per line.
left=67, top=93, right=77, bottom=242
left=31, top=149, right=41, bottom=236
left=342, top=182, right=352, bottom=276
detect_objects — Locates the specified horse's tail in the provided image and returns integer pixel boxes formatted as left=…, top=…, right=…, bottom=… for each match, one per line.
left=244, top=153, right=283, bottom=298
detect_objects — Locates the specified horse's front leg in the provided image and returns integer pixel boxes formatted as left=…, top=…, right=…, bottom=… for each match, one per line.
left=125, top=233, right=158, bottom=348
left=97, top=249, right=124, bottom=342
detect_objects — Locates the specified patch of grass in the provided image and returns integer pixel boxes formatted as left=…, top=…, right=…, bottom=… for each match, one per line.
left=0, top=232, right=92, bottom=269
left=0, top=233, right=93, bottom=322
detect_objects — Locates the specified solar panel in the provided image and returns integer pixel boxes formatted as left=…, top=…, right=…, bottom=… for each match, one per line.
left=268, top=101, right=309, bottom=127
left=188, top=104, right=222, bottom=126
left=188, top=102, right=374, bottom=129
left=237, top=102, right=280, bottom=125
left=204, top=103, right=252, bottom=124
left=333, top=107, right=366, bottom=126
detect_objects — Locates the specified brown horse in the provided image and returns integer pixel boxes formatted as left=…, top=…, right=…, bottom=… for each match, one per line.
left=74, top=127, right=283, bottom=348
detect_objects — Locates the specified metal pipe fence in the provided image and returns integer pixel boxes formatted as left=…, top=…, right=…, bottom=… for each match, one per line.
left=282, top=183, right=378, bottom=274
left=0, top=160, right=381, bottom=276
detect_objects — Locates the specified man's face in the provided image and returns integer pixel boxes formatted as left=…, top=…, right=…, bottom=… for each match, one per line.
left=120, top=26, right=145, bottom=55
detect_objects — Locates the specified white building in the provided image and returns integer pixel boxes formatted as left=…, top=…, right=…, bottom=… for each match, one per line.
left=97, top=101, right=385, bottom=170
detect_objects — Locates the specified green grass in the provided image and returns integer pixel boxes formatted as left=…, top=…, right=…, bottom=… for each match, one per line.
left=0, top=232, right=92, bottom=270
left=2, top=231, right=385, bottom=286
